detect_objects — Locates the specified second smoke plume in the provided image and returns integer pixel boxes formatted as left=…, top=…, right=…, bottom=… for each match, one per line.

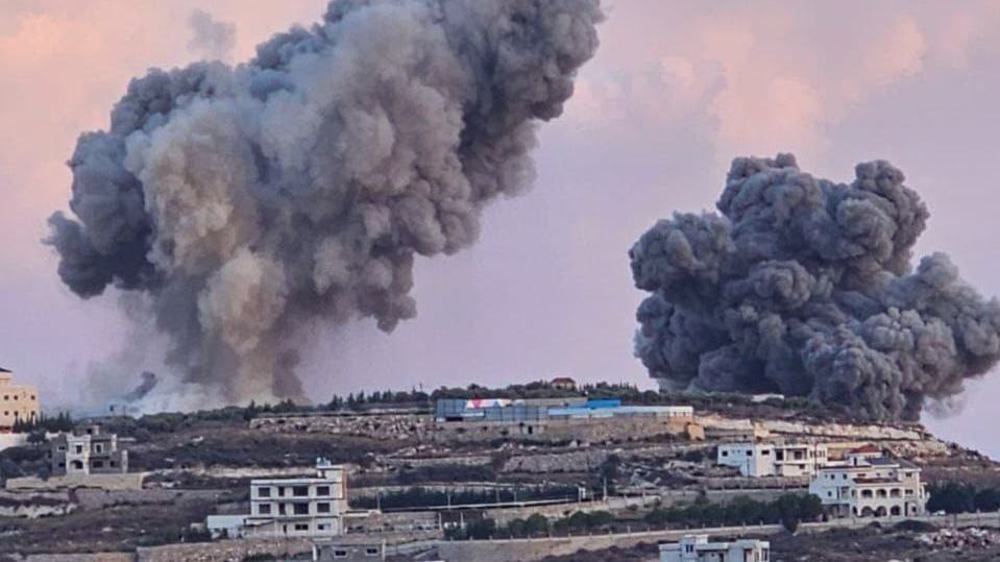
left=631, top=154, right=1000, bottom=421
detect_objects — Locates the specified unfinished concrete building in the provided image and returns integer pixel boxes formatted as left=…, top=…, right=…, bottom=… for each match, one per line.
left=50, top=425, right=128, bottom=476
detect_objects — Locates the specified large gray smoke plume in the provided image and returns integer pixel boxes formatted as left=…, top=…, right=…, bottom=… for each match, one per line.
left=631, top=154, right=1000, bottom=421
left=48, top=0, right=603, bottom=405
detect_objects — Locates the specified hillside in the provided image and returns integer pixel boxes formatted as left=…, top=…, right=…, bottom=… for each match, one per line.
left=0, top=392, right=998, bottom=559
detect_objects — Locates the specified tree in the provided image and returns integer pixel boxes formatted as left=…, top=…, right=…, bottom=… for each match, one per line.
left=465, top=518, right=496, bottom=540
left=523, top=513, right=549, bottom=536
left=243, top=400, right=259, bottom=422
left=975, top=488, right=1000, bottom=512
left=27, top=431, right=47, bottom=446
left=927, top=483, right=975, bottom=514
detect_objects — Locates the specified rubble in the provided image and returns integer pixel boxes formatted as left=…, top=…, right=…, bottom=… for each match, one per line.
left=917, top=527, right=1000, bottom=550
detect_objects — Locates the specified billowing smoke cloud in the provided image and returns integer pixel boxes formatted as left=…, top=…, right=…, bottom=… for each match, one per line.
left=631, top=154, right=1000, bottom=421
left=187, top=9, right=236, bottom=61
left=47, top=0, right=603, bottom=406
left=123, top=371, right=158, bottom=402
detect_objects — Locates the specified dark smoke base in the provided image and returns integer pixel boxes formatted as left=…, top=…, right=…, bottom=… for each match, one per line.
left=630, top=154, right=1000, bottom=421
left=47, top=0, right=603, bottom=404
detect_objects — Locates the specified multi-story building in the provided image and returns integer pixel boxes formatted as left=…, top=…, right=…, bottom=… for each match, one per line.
left=808, top=446, right=928, bottom=518
left=660, top=534, right=771, bottom=562
left=717, top=442, right=829, bottom=477
left=0, top=368, right=39, bottom=432
left=50, top=425, right=128, bottom=475
left=209, top=459, right=366, bottom=538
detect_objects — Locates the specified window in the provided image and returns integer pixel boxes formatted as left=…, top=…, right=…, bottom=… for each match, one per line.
left=761, top=450, right=770, bottom=456
left=110, top=461, right=117, bottom=468
left=365, top=547, right=380, bottom=556
left=333, top=550, right=348, bottom=558
left=316, top=485, right=331, bottom=496
left=318, top=523, right=330, bottom=531
left=721, top=451, right=729, bottom=457
left=74, top=445, right=83, bottom=454
left=294, top=523, right=309, bottom=531
left=747, top=450, right=753, bottom=457
left=258, top=503, right=272, bottom=515
left=94, top=444, right=104, bottom=454
left=92, top=460, right=104, bottom=469
left=317, top=502, right=331, bottom=514
left=293, top=502, right=309, bottom=515
left=258, top=486, right=272, bottom=498
left=293, top=486, right=309, bottom=497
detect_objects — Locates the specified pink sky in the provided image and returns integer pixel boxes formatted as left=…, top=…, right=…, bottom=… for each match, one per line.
left=3, top=1, right=1000, bottom=454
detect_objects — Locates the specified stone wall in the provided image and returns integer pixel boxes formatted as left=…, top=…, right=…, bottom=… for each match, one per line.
left=14, top=553, right=134, bottom=562
left=74, top=488, right=225, bottom=510
left=0, top=432, right=27, bottom=452
left=135, top=538, right=313, bottom=562
left=5, top=473, right=145, bottom=492
left=436, top=524, right=782, bottom=562
left=0, top=489, right=74, bottom=518
left=436, top=417, right=691, bottom=445
left=251, top=412, right=692, bottom=445
left=250, top=413, right=434, bottom=440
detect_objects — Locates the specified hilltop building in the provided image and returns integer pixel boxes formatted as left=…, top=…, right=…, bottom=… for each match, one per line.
left=717, top=442, right=830, bottom=477
left=434, top=397, right=698, bottom=441
left=549, top=377, right=577, bottom=391
left=659, top=534, right=770, bottom=562
left=0, top=368, right=39, bottom=432
left=50, top=425, right=128, bottom=476
left=435, top=397, right=693, bottom=424
left=208, top=459, right=374, bottom=539
left=808, top=446, right=928, bottom=518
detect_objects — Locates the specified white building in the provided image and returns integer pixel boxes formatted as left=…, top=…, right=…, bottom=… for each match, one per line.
left=808, top=446, right=927, bottom=518
left=660, top=535, right=770, bottom=562
left=717, top=442, right=829, bottom=477
left=208, top=458, right=364, bottom=538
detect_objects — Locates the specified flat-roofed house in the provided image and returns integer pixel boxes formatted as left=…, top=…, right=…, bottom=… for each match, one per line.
left=660, top=534, right=771, bottom=562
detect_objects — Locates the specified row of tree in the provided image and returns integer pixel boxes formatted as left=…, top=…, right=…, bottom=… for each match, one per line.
left=926, top=482, right=1000, bottom=514
left=11, top=412, right=74, bottom=434
left=444, top=493, right=823, bottom=540
left=351, top=485, right=580, bottom=511
left=644, top=493, right=824, bottom=532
